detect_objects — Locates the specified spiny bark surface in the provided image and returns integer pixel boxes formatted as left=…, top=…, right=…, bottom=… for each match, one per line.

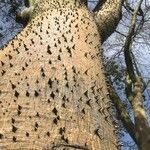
left=0, top=0, right=120, bottom=149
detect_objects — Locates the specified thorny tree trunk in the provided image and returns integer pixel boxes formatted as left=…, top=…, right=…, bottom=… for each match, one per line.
left=0, top=0, right=123, bottom=149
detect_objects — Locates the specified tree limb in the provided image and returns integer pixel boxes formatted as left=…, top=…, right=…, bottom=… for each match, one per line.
left=94, top=0, right=124, bottom=43
left=15, top=0, right=38, bottom=26
left=16, top=6, right=34, bottom=26
left=93, top=0, right=106, bottom=12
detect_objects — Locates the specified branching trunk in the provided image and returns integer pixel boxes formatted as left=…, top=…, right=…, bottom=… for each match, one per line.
left=94, top=0, right=124, bottom=43
left=0, top=0, right=124, bottom=149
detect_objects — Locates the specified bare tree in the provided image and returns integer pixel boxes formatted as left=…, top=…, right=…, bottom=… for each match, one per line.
left=104, top=0, right=150, bottom=149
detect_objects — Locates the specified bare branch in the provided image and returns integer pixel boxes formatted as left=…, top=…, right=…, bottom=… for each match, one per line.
left=123, top=0, right=150, bottom=148
left=93, top=0, right=106, bottom=12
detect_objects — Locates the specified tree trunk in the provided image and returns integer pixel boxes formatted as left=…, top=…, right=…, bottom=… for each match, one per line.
left=0, top=0, right=122, bottom=149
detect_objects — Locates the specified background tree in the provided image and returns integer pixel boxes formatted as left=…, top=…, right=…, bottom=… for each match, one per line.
left=103, top=0, right=150, bottom=149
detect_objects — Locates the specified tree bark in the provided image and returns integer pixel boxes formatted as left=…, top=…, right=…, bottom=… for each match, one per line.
left=94, top=0, right=124, bottom=43
left=0, top=0, right=123, bottom=149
